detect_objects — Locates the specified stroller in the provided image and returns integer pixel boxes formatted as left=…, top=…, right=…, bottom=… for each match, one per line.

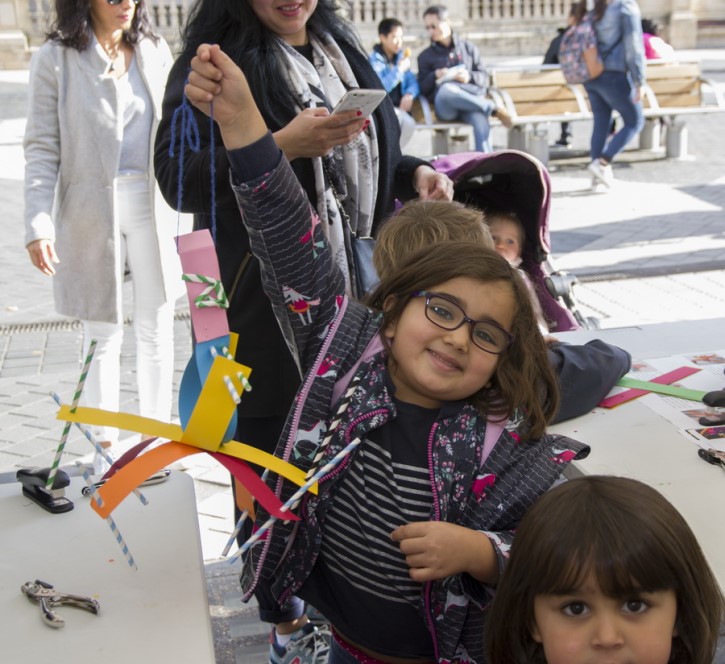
left=431, top=150, right=598, bottom=332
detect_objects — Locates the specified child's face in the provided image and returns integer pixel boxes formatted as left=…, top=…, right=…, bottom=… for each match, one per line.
left=384, top=276, right=514, bottom=408
left=488, top=219, right=523, bottom=265
left=531, top=574, right=678, bottom=664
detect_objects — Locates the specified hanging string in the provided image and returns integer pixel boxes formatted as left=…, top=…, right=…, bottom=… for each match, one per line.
left=168, top=82, right=218, bottom=244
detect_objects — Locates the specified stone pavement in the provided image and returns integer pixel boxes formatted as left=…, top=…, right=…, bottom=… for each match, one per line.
left=1, top=51, right=724, bottom=663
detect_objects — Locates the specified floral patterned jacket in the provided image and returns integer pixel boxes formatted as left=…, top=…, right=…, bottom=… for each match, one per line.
left=230, top=138, right=589, bottom=663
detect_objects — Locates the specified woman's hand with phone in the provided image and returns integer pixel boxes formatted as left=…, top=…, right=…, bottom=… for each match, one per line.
left=274, top=107, right=367, bottom=161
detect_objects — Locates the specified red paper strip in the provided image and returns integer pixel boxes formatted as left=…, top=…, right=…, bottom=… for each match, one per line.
left=599, top=366, right=701, bottom=408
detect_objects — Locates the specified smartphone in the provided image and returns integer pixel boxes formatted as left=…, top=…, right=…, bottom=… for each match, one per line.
left=331, top=89, right=387, bottom=117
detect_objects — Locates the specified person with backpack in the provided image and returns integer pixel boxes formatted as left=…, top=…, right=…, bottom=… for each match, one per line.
left=561, top=0, right=645, bottom=188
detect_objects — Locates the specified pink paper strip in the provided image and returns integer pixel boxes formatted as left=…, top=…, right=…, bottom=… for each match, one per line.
left=599, top=366, right=701, bottom=408
left=178, top=230, right=229, bottom=343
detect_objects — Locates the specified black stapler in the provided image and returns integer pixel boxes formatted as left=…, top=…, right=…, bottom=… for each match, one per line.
left=16, top=467, right=74, bottom=514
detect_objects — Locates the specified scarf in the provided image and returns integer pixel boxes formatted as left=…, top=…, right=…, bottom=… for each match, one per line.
left=277, top=31, right=380, bottom=291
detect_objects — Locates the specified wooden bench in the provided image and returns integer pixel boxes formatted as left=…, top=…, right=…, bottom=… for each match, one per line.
left=486, top=60, right=724, bottom=162
left=412, top=96, right=473, bottom=155
left=488, top=64, right=591, bottom=164
left=639, top=60, right=725, bottom=157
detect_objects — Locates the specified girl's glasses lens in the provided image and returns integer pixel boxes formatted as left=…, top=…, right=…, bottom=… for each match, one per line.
left=106, top=0, right=140, bottom=5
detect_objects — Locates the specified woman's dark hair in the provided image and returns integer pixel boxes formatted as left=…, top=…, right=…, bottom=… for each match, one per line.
left=181, top=0, right=363, bottom=131
left=485, top=476, right=725, bottom=664
left=367, top=241, right=559, bottom=440
left=47, top=0, right=160, bottom=50
left=641, top=17, right=662, bottom=36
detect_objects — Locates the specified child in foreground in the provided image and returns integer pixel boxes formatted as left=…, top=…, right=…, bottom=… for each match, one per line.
left=485, top=475, right=725, bottom=663
left=185, top=44, right=589, bottom=664
left=374, top=203, right=632, bottom=424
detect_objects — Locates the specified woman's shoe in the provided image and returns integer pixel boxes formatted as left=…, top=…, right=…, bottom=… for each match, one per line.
left=587, top=159, right=613, bottom=188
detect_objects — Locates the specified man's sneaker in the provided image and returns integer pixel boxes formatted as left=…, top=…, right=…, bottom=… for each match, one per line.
left=493, top=106, right=514, bottom=129
left=587, top=159, right=614, bottom=188
left=269, top=622, right=331, bottom=664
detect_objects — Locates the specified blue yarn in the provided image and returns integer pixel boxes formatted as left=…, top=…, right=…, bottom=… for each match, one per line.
left=168, top=85, right=218, bottom=244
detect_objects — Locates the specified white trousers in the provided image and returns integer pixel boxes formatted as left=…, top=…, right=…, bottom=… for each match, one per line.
left=81, top=176, right=175, bottom=445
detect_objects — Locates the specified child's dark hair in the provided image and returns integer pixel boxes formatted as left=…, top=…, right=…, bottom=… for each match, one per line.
left=368, top=241, right=558, bottom=439
left=378, top=17, right=403, bottom=36
left=485, top=475, right=725, bottom=664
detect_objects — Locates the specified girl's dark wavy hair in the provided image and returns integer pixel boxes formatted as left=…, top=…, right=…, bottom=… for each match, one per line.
left=181, top=0, right=363, bottom=130
left=47, top=0, right=160, bottom=50
left=485, top=476, right=725, bottom=664
left=367, top=241, right=558, bottom=440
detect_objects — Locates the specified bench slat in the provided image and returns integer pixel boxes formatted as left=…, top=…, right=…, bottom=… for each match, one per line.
left=645, top=62, right=701, bottom=80
left=491, top=69, right=569, bottom=87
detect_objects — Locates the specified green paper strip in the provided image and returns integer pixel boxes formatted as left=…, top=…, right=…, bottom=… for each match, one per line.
left=616, top=376, right=707, bottom=402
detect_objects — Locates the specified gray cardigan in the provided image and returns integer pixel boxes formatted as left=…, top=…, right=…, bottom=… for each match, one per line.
left=24, top=36, right=183, bottom=324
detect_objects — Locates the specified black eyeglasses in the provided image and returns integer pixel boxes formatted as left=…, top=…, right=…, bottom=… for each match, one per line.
left=412, top=291, right=514, bottom=354
left=106, top=0, right=140, bottom=5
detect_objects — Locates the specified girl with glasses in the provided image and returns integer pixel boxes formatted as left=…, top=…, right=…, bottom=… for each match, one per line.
left=24, top=0, right=182, bottom=472
left=185, top=44, right=589, bottom=664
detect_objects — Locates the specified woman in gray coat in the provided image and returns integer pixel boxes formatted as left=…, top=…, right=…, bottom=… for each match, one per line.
left=24, top=0, right=182, bottom=471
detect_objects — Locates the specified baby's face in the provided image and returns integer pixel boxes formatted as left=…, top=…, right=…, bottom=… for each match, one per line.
left=488, top=219, right=522, bottom=265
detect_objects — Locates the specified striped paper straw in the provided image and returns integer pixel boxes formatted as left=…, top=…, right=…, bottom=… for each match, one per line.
left=228, top=375, right=361, bottom=562
left=210, top=345, right=253, bottom=393
left=50, top=392, right=148, bottom=506
left=221, top=469, right=269, bottom=558
left=230, top=435, right=363, bottom=561
left=77, top=462, right=137, bottom=570
left=47, top=339, right=98, bottom=489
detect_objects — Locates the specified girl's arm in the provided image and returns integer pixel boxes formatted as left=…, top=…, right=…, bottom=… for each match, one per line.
left=185, top=44, right=345, bottom=369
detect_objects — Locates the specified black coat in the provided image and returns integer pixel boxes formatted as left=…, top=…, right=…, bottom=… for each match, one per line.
left=154, top=39, right=426, bottom=419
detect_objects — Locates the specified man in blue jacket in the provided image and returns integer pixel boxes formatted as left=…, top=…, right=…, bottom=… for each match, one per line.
left=369, top=18, right=419, bottom=149
left=417, top=5, right=512, bottom=152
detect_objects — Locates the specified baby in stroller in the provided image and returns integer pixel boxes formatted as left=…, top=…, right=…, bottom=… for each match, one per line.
left=430, top=149, right=596, bottom=332
left=373, top=151, right=631, bottom=423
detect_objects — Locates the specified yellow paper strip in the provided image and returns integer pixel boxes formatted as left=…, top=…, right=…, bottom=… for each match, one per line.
left=58, top=406, right=183, bottom=441
left=181, top=356, right=251, bottom=451
left=220, top=440, right=317, bottom=494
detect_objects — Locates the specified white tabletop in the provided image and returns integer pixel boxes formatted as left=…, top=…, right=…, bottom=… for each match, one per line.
left=0, top=471, right=215, bottom=663
left=550, top=317, right=725, bottom=589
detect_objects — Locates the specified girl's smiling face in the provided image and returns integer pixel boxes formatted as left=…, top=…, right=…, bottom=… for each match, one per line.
left=248, top=0, right=318, bottom=45
left=384, top=276, right=514, bottom=408
left=532, top=573, right=678, bottom=664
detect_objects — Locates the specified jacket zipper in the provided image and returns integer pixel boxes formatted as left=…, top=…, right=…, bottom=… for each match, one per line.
left=424, top=421, right=441, bottom=661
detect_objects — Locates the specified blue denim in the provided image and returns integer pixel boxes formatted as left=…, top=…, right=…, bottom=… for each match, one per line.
left=583, top=70, right=644, bottom=163
left=434, top=82, right=496, bottom=152
left=329, top=634, right=364, bottom=664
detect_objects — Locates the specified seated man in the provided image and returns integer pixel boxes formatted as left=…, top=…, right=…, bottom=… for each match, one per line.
left=417, top=4, right=512, bottom=153
left=368, top=18, right=419, bottom=150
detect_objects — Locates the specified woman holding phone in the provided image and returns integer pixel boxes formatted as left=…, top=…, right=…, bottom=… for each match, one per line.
left=154, top=1, right=452, bottom=662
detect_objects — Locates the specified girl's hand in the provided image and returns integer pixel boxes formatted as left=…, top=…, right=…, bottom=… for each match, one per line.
left=413, top=165, right=454, bottom=201
left=633, top=85, right=643, bottom=104
left=185, top=44, right=267, bottom=149
left=392, top=521, right=498, bottom=583
left=274, top=107, right=367, bottom=161
left=27, top=239, right=59, bottom=276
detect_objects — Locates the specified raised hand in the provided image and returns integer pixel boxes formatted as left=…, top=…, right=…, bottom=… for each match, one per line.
left=184, top=44, right=267, bottom=149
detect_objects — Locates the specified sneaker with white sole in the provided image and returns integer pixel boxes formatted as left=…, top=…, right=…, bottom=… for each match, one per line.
left=587, top=159, right=614, bottom=188
left=269, top=622, right=331, bottom=664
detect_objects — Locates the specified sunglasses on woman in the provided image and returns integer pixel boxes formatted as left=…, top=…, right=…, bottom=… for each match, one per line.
left=106, top=0, right=140, bottom=5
